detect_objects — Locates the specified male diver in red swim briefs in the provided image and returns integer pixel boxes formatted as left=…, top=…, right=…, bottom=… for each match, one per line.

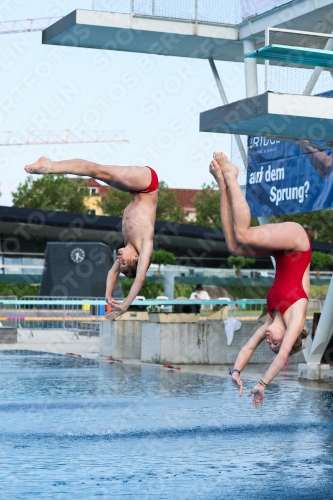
left=24, top=157, right=158, bottom=318
left=210, top=152, right=311, bottom=409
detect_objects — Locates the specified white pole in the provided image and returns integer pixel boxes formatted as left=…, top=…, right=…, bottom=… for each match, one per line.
left=208, top=57, right=247, bottom=167
left=243, top=38, right=258, bottom=97
left=308, top=270, right=333, bottom=363
left=130, top=0, right=134, bottom=28
left=302, top=33, right=333, bottom=366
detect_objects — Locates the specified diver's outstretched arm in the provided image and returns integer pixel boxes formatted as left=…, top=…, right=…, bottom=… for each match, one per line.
left=106, top=242, right=152, bottom=319
left=231, top=320, right=270, bottom=396
left=248, top=305, right=307, bottom=408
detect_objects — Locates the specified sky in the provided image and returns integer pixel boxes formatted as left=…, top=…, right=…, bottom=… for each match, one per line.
left=0, top=0, right=264, bottom=206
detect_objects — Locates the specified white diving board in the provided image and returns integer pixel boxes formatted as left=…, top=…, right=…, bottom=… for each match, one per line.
left=42, top=9, right=241, bottom=61
left=245, top=44, right=333, bottom=68
left=200, top=92, right=333, bottom=142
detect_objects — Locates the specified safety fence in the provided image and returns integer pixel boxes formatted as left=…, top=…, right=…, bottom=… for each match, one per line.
left=93, top=0, right=291, bottom=25
left=0, top=296, right=322, bottom=331
left=93, top=0, right=241, bottom=25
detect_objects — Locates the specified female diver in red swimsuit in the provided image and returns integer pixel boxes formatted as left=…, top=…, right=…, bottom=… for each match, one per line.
left=210, top=152, right=311, bottom=409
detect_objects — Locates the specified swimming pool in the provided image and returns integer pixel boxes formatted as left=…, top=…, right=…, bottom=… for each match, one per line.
left=0, top=351, right=332, bottom=499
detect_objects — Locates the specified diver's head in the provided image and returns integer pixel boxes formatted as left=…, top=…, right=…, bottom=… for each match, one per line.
left=266, top=314, right=308, bottom=355
left=265, top=318, right=286, bottom=354
left=117, top=246, right=138, bottom=278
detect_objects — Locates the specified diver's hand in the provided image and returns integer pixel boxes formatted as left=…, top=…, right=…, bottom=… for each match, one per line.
left=231, top=373, right=243, bottom=397
left=106, top=297, right=121, bottom=308
left=248, top=383, right=265, bottom=408
left=106, top=302, right=127, bottom=319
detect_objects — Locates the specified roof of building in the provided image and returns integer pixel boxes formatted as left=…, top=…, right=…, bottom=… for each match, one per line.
left=165, top=188, right=200, bottom=212
left=83, top=178, right=208, bottom=211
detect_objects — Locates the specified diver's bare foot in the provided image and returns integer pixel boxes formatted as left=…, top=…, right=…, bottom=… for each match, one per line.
left=24, top=157, right=53, bottom=174
left=213, top=152, right=239, bottom=179
left=209, top=160, right=224, bottom=184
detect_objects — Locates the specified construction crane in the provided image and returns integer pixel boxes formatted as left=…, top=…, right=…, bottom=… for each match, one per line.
left=0, top=16, right=129, bottom=147
left=0, top=130, right=129, bottom=146
left=0, top=17, right=62, bottom=35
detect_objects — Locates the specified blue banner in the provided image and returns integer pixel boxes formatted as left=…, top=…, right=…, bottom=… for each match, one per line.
left=246, top=136, right=333, bottom=217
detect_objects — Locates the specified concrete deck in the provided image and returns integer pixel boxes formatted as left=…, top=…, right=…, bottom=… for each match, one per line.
left=0, top=329, right=99, bottom=357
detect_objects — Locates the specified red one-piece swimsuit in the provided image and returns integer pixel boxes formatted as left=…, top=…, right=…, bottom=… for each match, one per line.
left=266, top=235, right=312, bottom=318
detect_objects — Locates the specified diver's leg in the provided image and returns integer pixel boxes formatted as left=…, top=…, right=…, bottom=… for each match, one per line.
left=213, top=153, right=309, bottom=252
left=24, top=157, right=151, bottom=192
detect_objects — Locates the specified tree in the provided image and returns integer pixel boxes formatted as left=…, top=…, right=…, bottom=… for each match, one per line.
left=156, top=181, right=187, bottom=223
left=151, top=249, right=176, bottom=275
left=99, top=187, right=130, bottom=216
left=311, top=251, right=332, bottom=278
left=194, top=182, right=221, bottom=227
left=275, top=210, right=333, bottom=242
left=99, top=180, right=187, bottom=223
left=12, top=175, right=89, bottom=213
left=193, top=182, right=260, bottom=228
left=228, top=255, right=255, bottom=277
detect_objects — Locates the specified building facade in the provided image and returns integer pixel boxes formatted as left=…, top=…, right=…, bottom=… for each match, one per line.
left=84, top=179, right=200, bottom=221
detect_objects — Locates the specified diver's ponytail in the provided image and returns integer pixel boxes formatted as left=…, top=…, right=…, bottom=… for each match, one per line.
left=289, top=329, right=308, bottom=356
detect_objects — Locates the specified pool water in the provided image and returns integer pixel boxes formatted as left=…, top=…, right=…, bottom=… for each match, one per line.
left=0, top=352, right=332, bottom=500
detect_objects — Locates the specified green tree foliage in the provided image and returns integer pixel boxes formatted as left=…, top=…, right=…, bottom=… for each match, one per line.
left=120, top=278, right=164, bottom=298
left=12, top=175, right=89, bottom=213
left=119, top=278, right=194, bottom=299
left=99, top=187, right=130, bottom=217
left=193, top=182, right=260, bottom=228
left=311, top=251, right=332, bottom=278
left=156, top=181, right=187, bottom=223
left=275, top=210, right=333, bottom=241
left=227, top=255, right=255, bottom=277
left=174, top=283, right=195, bottom=298
left=0, top=283, right=39, bottom=298
left=194, top=182, right=221, bottom=227
left=310, top=284, right=329, bottom=299
left=99, top=180, right=186, bottom=222
left=151, top=249, right=176, bottom=275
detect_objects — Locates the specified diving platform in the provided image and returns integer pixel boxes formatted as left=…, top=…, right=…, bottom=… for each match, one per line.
left=200, top=92, right=333, bottom=142
left=245, top=44, right=333, bottom=68
left=42, top=9, right=241, bottom=61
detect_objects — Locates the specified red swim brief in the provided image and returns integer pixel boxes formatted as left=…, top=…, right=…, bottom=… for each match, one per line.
left=130, top=167, right=159, bottom=194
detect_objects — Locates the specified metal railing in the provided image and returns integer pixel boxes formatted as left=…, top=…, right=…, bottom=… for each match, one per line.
left=0, top=296, right=323, bottom=331
left=14, top=296, right=107, bottom=333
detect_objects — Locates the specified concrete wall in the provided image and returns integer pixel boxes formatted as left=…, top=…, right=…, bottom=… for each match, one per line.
left=99, top=320, right=308, bottom=364
left=141, top=321, right=307, bottom=365
left=141, top=321, right=275, bottom=365
left=0, top=328, right=17, bottom=344
left=99, top=320, right=142, bottom=359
